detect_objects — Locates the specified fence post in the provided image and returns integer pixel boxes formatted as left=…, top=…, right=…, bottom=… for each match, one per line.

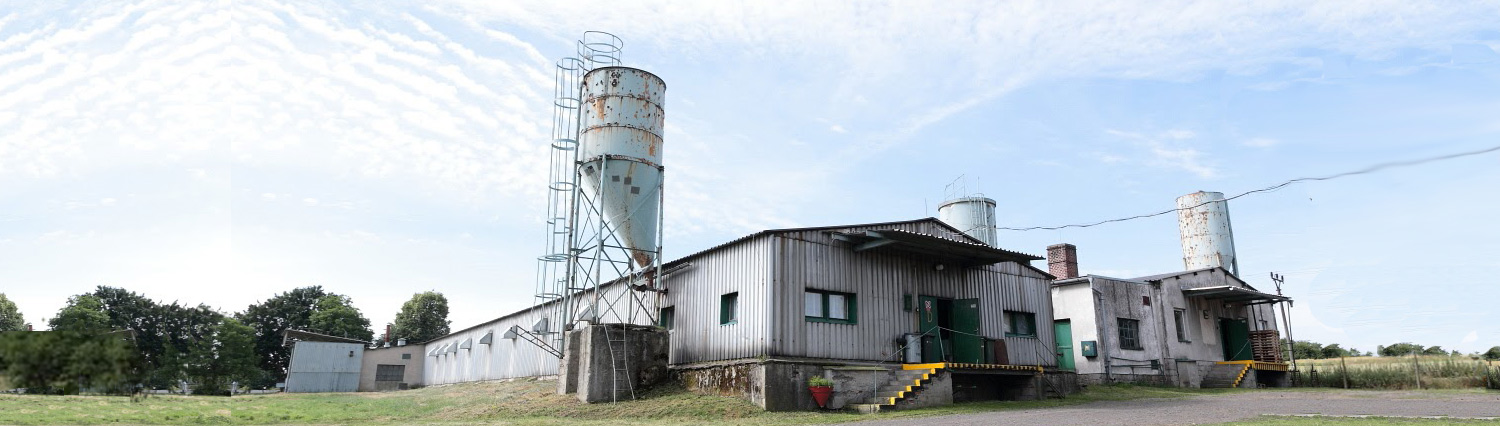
left=1412, top=350, right=1421, bottom=390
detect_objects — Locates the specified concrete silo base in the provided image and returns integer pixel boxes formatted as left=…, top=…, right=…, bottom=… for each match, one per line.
left=557, top=323, right=670, bottom=403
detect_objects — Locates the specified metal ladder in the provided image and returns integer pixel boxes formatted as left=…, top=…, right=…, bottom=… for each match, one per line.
left=604, top=324, right=634, bottom=402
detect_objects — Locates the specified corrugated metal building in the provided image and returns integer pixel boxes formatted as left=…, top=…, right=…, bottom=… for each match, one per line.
left=421, top=218, right=1061, bottom=410
left=283, top=330, right=368, bottom=393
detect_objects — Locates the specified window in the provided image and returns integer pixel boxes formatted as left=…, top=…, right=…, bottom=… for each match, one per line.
left=804, top=289, right=857, bottom=324
left=1004, top=311, right=1037, bottom=337
left=375, top=364, right=405, bottom=382
left=659, top=306, right=675, bottom=330
left=720, top=292, right=738, bottom=325
left=1118, top=318, right=1142, bottom=350
left=1174, top=309, right=1190, bottom=342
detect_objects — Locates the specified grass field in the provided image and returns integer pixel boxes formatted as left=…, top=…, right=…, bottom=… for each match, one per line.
left=0, top=379, right=1237, bottom=425
left=1294, top=356, right=1500, bottom=390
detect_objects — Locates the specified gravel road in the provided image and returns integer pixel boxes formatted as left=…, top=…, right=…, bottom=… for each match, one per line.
left=845, top=390, right=1500, bottom=425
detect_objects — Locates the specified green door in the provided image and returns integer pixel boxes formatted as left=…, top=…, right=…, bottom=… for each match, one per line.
left=1220, top=318, right=1252, bottom=361
left=952, top=299, right=984, bottom=364
left=1054, top=320, right=1075, bottom=371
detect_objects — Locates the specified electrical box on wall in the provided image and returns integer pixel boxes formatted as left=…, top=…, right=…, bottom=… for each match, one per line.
left=1081, top=340, right=1098, bottom=357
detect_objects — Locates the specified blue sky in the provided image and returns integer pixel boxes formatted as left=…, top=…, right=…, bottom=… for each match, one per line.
left=2, top=1, right=1497, bottom=354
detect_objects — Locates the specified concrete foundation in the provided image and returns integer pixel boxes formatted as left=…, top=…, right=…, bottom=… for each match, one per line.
left=557, top=323, right=669, bottom=403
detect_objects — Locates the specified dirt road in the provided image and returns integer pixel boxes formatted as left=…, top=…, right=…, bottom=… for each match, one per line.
left=847, top=390, right=1500, bottom=425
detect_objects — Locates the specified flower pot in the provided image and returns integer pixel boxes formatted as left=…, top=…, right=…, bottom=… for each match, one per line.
left=808, top=385, right=833, bottom=408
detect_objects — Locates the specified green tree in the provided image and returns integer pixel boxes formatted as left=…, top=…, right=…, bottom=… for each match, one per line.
left=0, top=293, right=25, bottom=331
left=0, top=331, right=143, bottom=394
left=1483, top=346, right=1500, bottom=361
left=185, top=317, right=261, bottom=395
left=392, top=291, right=450, bottom=343
left=238, top=286, right=330, bottom=378
left=308, top=295, right=373, bottom=341
left=1379, top=342, right=1425, bottom=357
left=1422, top=345, right=1447, bottom=356
left=48, top=295, right=111, bottom=334
left=1287, top=339, right=1325, bottom=360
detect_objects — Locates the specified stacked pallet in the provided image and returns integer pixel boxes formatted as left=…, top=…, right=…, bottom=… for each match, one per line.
left=1249, top=330, right=1283, bottom=362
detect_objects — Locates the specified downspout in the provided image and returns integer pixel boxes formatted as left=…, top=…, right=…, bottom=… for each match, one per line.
left=1153, top=282, right=1172, bottom=384
left=1092, top=283, right=1110, bottom=382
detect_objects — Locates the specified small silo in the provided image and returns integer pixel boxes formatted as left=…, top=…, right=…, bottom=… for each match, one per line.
left=938, top=196, right=999, bottom=247
left=1176, top=191, right=1238, bottom=275
left=577, top=66, right=666, bottom=268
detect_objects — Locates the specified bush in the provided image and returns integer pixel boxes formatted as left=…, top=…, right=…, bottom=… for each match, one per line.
left=807, top=376, right=833, bottom=387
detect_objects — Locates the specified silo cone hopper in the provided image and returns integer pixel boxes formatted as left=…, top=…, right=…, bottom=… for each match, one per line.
left=578, top=66, right=666, bottom=269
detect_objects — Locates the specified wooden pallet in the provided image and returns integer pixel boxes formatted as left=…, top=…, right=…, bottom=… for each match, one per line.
left=1250, top=330, right=1283, bottom=362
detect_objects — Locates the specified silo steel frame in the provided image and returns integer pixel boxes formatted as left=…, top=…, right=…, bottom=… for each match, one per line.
left=528, top=33, right=665, bottom=402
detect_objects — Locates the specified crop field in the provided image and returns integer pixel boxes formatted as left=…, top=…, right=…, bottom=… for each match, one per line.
left=1294, top=356, right=1500, bottom=390
left=0, top=380, right=1238, bottom=425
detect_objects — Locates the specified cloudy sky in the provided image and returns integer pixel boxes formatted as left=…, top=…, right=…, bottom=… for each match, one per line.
left=3, top=1, right=1498, bottom=353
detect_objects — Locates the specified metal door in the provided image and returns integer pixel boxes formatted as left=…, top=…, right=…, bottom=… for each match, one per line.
left=952, top=298, right=984, bottom=364
left=1220, top=318, right=1252, bottom=361
left=918, top=296, right=944, bottom=362
left=1054, top=319, right=1075, bottom=371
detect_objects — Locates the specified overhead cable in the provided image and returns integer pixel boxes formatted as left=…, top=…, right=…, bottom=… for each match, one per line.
left=997, top=144, right=1500, bottom=231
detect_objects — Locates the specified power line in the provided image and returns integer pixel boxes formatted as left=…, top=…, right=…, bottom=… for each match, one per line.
left=997, top=144, right=1500, bottom=232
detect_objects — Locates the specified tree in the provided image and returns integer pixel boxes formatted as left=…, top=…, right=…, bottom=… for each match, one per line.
left=1483, top=346, right=1500, bottom=361
left=308, top=295, right=373, bottom=341
left=184, top=318, right=261, bottom=395
left=48, top=295, right=111, bottom=334
left=1287, top=340, right=1325, bottom=360
left=0, top=331, right=143, bottom=394
left=0, top=293, right=25, bottom=331
left=1423, top=346, right=1448, bottom=356
left=392, top=291, right=450, bottom=343
left=238, top=286, right=330, bottom=378
left=1379, top=342, right=1425, bottom=357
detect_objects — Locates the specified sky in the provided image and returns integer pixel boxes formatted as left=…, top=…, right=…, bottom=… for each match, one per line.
left=2, top=1, right=1498, bottom=354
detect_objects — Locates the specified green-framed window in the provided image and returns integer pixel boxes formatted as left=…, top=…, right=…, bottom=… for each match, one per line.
left=1118, top=318, right=1142, bottom=350
left=659, top=306, right=675, bottom=330
left=804, top=289, right=856, bottom=324
left=1004, top=311, right=1036, bottom=337
left=720, top=293, right=738, bottom=325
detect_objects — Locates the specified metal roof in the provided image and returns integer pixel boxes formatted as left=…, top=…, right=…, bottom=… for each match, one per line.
left=1182, top=285, right=1289, bottom=305
left=282, top=329, right=369, bottom=346
left=1131, top=266, right=1223, bottom=282
left=830, top=229, right=1043, bottom=267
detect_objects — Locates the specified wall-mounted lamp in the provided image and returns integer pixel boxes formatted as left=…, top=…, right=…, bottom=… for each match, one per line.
left=934, top=264, right=946, bottom=271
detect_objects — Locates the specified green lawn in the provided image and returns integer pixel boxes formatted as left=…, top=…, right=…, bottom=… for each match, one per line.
left=1229, top=415, right=1499, bottom=425
left=0, top=380, right=1236, bottom=425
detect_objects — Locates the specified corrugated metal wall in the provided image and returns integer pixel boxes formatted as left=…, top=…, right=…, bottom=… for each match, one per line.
left=659, top=234, right=773, bottom=364
left=423, top=281, right=655, bottom=385
left=286, top=341, right=364, bottom=392
left=767, top=221, right=1058, bottom=367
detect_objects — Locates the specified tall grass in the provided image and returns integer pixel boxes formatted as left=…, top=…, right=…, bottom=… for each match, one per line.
left=1292, top=356, right=1500, bottom=390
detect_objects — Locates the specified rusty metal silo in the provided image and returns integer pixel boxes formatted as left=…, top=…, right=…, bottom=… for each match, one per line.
left=1176, top=191, right=1238, bottom=275
left=938, top=196, right=998, bottom=247
left=577, top=66, right=666, bottom=268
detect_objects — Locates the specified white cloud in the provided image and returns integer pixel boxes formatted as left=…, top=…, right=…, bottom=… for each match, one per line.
left=1244, top=137, right=1280, bottom=148
left=261, top=193, right=278, bottom=201
left=1461, top=330, right=1478, bottom=344
left=829, top=124, right=846, bottom=133
left=1105, top=129, right=1219, bottom=179
left=302, top=197, right=318, bottom=206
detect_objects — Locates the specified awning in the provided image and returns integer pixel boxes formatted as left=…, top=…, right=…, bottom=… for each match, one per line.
left=830, top=230, right=1043, bottom=267
left=1183, top=286, right=1290, bottom=305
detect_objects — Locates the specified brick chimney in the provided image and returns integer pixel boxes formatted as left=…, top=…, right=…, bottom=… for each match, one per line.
left=1047, top=243, right=1079, bottom=280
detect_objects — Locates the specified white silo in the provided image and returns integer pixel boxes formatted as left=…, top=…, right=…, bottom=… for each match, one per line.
left=938, top=196, right=998, bottom=247
left=577, top=66, right=666, bottom=268
left=1176, top=191, right=1238, bottom=275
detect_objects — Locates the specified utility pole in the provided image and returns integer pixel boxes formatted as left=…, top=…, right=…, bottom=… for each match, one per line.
left=1273, top=272, right=1297, bottom=373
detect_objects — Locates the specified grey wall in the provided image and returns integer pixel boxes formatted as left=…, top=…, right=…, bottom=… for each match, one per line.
left=659, top=234, right=774, bottom=364
left=766, top=221, right=1058, bottom=366
left=359, top=344, right=425, bottom=391
left=286, top=341, right=364, bottom=393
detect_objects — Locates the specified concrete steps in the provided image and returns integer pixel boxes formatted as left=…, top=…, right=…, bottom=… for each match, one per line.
left=1201, top=363, right=1251, bottom=388
left=848, top=367, right=940, bottom=413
